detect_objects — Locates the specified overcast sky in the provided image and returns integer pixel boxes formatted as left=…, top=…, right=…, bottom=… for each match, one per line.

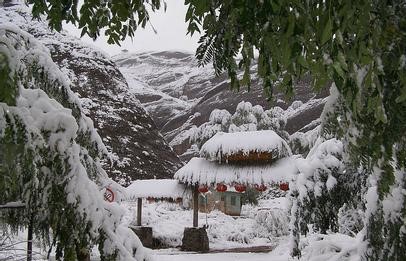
left=64, top=0, right=200, bottom=56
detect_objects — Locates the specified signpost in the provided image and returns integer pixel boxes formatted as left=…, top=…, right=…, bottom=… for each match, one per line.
left=104, top=187, right=115, bottom=203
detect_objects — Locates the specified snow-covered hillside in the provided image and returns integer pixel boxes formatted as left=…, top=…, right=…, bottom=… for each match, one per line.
left=113, top=51, right=329, bottom=160
left=0, top=6, right=182, bottom=185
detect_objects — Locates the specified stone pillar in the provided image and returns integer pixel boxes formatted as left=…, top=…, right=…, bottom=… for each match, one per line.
left=181, top=227, right=209, bottom=252
left=131, top=226, right=153, bottom=248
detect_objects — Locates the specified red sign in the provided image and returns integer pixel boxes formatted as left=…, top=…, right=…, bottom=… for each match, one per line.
left=104, top=187, right=115, bottom=202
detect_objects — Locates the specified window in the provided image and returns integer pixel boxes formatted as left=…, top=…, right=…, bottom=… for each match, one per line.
left=199, top=196, right=206, bottom=204
left=230, top=196, right=236, bottom=206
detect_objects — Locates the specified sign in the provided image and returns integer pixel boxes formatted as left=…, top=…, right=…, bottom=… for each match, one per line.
left=104, top=187, right=115, bottom=202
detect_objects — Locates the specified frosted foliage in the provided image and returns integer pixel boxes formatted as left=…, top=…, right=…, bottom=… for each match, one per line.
left=232, top=102, right=257, bottom=126
left=294, top=138, right=344, bottom=203
left=254, top=209, right=289, bottom=237
left=236, top=101, right=253, bottom=114
left=338, top=204, right=364, bottom=236
left=190, top=101, right=289, bottom=148
left=0, top=26, right=147, bottom=260
left=252, top=105, right=264, bottom=118
left=209, top=109, right=231, bottom=124
left=228, top=123, right=257, bottom=132
left=269, top=106, right=285, bottom=119
left=290, top=100, right=303, bottom=110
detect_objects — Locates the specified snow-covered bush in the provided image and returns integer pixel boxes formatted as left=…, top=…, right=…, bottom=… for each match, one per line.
left=254, top=209, right=289, bottom=238
left=289, top=127, right=320, bottom=156
left=338, top=203, right=364, bottom=236
left=0, top=25, right=147, bottom=260
left=227, top=231, right=251, bottom=244
left=293, top=138, right=347, bottom=234
left=190, top=101, right=289, bottom=149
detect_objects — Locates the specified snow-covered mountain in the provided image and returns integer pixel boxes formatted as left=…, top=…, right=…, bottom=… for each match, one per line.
left=113, top=51, right=329, bottom=160
left=0, top=6, right=182, bottom=185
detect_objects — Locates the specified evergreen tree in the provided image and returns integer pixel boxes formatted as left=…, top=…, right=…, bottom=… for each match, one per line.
left=0, top=26, right=147, bottom=261
left=191, top=101, right=289, bottom=149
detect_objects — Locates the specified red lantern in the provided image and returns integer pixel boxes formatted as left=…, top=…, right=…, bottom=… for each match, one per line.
left=198, top=185, right=209, bottom=193
left=254, top=184, right=267, bottom=192
left=234, top=184, right=247, bottom=193
left=279, top=182, right=289, bottom=191
left=216, top=183, right=227, bottom=192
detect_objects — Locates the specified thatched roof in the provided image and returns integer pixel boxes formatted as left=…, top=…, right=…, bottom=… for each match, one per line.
left=174, top=157, right=298, bottom=186
left=125, top=179, right=187, bottom=200
left=200, top=130, right=292, bottom=163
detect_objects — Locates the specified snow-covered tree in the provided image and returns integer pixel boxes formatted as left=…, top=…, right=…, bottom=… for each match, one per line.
left=0, top=26, right=147, bottom=261
left=288, top=86, right=367, bottom=255
left=190, top=101, right=289, bottom=149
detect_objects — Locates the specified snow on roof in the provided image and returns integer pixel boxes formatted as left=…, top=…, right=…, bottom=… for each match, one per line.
left=125, top=179, right=187, bottom=200
left=200, top=130, right=292, bottom=161
left=174, top=157, right=299, bottom=185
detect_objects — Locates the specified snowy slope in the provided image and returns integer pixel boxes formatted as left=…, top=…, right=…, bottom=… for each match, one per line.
left=0, top=6, right=182, bottom=185
left=113, top=51, right=329, bottom=159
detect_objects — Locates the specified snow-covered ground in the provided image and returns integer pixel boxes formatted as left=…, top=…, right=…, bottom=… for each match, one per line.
left=1, top=195, right=360, bottom=261
left=151, top=231, right=359, bottom=261
left=122, top=196, right=290, bottom=249
left=154, top=250, right=275, bottom=261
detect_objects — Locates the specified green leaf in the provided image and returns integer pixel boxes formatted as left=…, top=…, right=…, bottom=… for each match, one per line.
left=0, top=54, right=17, bottom=106
left=321, top=18, right=332, bottom=46
left=297, top=55, right=308, bottom=68
left=332, top=61, right=345, bottom=79
left=80, top=27, right=87, bottom=37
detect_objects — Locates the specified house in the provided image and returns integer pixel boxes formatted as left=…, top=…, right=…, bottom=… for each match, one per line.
left=175, top=130, right=295, bottom=217
left=199, top=187, right=242, bottom=216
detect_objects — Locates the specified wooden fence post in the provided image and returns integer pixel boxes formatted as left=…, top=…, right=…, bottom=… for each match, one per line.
left=137, top=198, right=142, bottom=226
left=193, top=185, right=198, bottom=228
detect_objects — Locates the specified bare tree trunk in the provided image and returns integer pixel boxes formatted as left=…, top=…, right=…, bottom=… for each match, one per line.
left=27, top=219, right=33, bottom=261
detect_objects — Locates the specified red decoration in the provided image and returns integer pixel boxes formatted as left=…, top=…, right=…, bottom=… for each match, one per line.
left=216, top=183, right=227, bottom=192
left=279, top=182, right=289, bottom=191
left=198, top=185, right=209, bottom=193
left=234, top=184, right=247, bottom=193
left=254, top=184, right=267, bottom=192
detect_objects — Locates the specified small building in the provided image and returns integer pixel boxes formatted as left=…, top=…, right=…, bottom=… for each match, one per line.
left=175, top=130, right=296, bottom=217
left=199, top=187, right=242, bottom=216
